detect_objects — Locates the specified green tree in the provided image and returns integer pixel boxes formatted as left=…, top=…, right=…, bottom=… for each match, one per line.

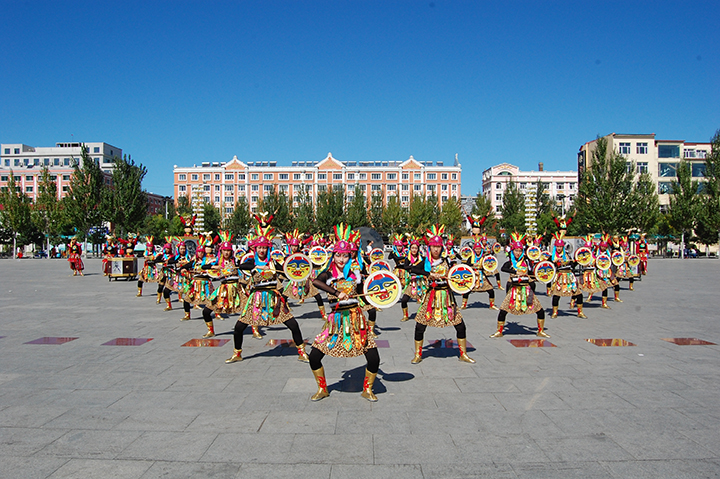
left=176, top=195, right=192, bottom=216
left=102, top=155, right=148, bottom=236
left=316, top=186, right=345, bottom=233
left=32, top=166, right=64, bottom=254
left=382, top=195, right=405, bottom=236
left=440, top=196, right=464, bottom=239
left=226, top=196, right=251, bottom=238
left=346, top=185, right=369, bottom=228
left=574, top=136, right=636, bottom=235
left=292, top=188, right=316, bottom=234
left=142, top=214, right=171, bottom=239
left=64, top=145, right=105, bottom=243
left=667, top=160, right=700, bottom=258
left=631, top=172, right=660, bottom=235
left=697, top=129, right=720, bottom=250
left=203, top=202, right=222, bottom=234
left=0, top=171, right=33, bottom=258
left=369, top=189, right=384, bottom=233
left=259, top=187, right=292, bottom=234
left=499, top=179, right=525, bottom=234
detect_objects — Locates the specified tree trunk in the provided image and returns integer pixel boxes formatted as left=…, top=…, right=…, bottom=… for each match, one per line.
left=13, top=234, right=16, bottom=260
left=680, top=232, right=685, bottom=259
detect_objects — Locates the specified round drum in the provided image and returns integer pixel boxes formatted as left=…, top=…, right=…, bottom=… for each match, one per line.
left=448, top=264, right=476, bottom=294
left=527, top=245, right=542, bottom=261
left=363, top=271, right=402, bottom=309
left=596, top=253, right=611, bottom=271
left=308, top=246, right=330, bottom=266
left=533, top=260, right=556, bottom=284
left=283, top=253, right=313, bottom=282
left=482, top=255, right=499, bottom=274
left=574, top=246, right=593, bottom=266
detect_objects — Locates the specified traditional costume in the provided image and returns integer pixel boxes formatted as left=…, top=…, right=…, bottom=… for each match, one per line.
left=549, top=231, right=586, bottom=319
left=461, top=235, right=499, bottom=310
left=67, top=238, right=84, bottom=276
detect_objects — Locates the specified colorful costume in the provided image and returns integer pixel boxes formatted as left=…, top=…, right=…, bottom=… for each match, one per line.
left=67, top=239, right=84, bottom=275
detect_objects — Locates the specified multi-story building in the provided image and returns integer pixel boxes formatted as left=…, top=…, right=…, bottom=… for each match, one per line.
left=0, top=141, right=165, bottom=216
left=578, top=133, right=711, bottom=209
left=174, top=152, right=462, bottom=215
left=481, top=163, right=578, bottom=217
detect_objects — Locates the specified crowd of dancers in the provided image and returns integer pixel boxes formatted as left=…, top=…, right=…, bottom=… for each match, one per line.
left=86, top=212, right=648, bottom=402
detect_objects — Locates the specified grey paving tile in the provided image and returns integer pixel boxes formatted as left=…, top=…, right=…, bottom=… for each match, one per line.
left=47, top=458, right=153, bottom=478
left=36, top=429, right=143, bottom=459
left=0, top=427, right=68, bottom=457
left=420, top=462, right=517, bottom=478
left=258, top=410, right=337, bottom=434
left=512, top=462, right=614, bottom=479
left=41, top=407, right=130, bottom=430
left=533, top=434, right=634, bottom=462
left=331, top=464, right=422, bottom=479
left=114, top=409, right=200, bottom=432
left=288, top=433, right=373, bottom=464
left=117, top=431, right=218, bottom=461
left=0, top=455, right=68, bottom=479
left=0, top=405, right=71, bottom=428
left=603, top=459, right=710, bottom=479
left=140, top=461, right=242, bottom=478
left=237, top=463, right=331, bottom=479
left=185, top=410, right=269, bottom=434
left=200, top=433, right=295, bottom=463
left=373, top=433, right=463, bottom=464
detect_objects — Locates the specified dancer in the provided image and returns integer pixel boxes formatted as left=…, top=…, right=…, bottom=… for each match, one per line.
left=395, top=235, right=426, bottom=322
left=461, top=236, right=499, bottom=311
left=202, top=232, right=243, bottom=339
left=308, top=224, right=380, bottom=401
left=549, top=231, right=585, bottom=318
left=408, top=225, right=474, bottom=364
left=67, top=238, right=84, bottom=276
left=184, top=234, right=218, bottom=319
left=490, top=232, right=548, bottom=338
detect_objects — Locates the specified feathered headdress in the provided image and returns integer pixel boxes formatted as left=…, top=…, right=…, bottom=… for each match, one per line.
left=509, top=232, right=526, bottom=250
left=253, top=211, right=274, bottom=228
left=218, top=230, right=235, bottom=251
left=445, top=234, right=456, bottom=247
left=406, top=233, right=421, bottom=246
left=390, top=233, right=406, bottom=247
left=425, top=224, right=445, bottom=247
left=332, top=223, right=353, bottom=254
left=200, top=232, right=216, bottom=248
left=551, top=231, right=567, bottom=262
left=250, top=224, right=274, bottom=249
left=582, top=234, right=594, bottom=247
left=163, top=236, right=174, bottom=251
left=285, top=229, right=302, bottom=247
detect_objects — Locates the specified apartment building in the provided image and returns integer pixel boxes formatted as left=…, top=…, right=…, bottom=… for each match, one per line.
left=174, top=152, right=462, bottom=215
left=481, top=163, right=578, bottom=217
left=578, top=133, right=711, bottom=208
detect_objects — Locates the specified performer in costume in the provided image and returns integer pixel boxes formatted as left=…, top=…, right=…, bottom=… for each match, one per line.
left=637, top=233, right=649, bottom=275
left=468, top=215, right=504, bottom=291
left=201, top=232, right=243, bottom=338
left=589, top=233, right=621, bottom=306
left=67, top=238, right=84, bottom=276
left=226, top=225, right=308, bottom=363
left=394, top=234, right=427, bottom=322
left=162, top=240, right=191, bottom=311
left=183, top=234, right=218, bottom=319
left=549, top=231, right=586, bottom=319
left=613, top=235, right=635, bottom=291
left=409, top=225, right=474, bottom=364
left=137, top=236, right=160, bottom=297
left=490, top=232, right=548, bottom=338
left=308, top=224, right=380, bottom=401
left=348, top=231, right=380, bottom=338
left=153, top=240, right=174, bottom=304
left=577, top=235, right=607, bottom=308
left=461, top=236, right=499, bottom=310
left=282, top=229, right=324, bottom=310
left=102, top=235, right=117, bottom=276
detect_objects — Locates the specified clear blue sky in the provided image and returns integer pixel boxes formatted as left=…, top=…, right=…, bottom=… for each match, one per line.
left=2, top=0, right=718, bottom=197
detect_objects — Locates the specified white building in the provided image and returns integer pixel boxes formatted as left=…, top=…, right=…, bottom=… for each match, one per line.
left=481, top=163, right=577, bottom=217
left=2, top=142, right=122, bottom=174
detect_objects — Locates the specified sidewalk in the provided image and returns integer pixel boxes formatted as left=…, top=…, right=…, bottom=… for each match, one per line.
left=0, top=258, right=719, bottom=478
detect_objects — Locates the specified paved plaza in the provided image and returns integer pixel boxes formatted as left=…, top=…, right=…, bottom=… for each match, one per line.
left=0, top=257, right=719, bottom=478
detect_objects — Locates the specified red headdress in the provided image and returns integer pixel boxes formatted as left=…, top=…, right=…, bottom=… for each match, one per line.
left=425, top=225, right=445, bottom=247
left=332, top=223, right=353, bottom=254
left=509, top=232, right=526, bottom=250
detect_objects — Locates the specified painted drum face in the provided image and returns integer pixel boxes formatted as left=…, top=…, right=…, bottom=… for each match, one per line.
left=527, top=245, right=542, bottom=261
left=448, top=264, right=476, bottom=294
left=363, top=271, right=402, bottom=309
left=271, top=250, right=285, bottom=265
left=283, top=253, right=312, bottom=282
left=492, top=242, right=503, bottom=254
left=240, top=252, right=254, bottom=278
left=534, top=260, right=556, bottom=283
left=611, top=250, right=625, bottom=267
left=369, top=248, right=385, bottom=263
left=460, top=246, right=473, bottom=261
left=369, top=260, right=391, bottom=273
left=482, top=255, right=499, bottom=274
left=574, top=246, right=593, bottom=266
left=309, top=246, right=329, bottom=266
left=596, top=253, right=611, bottom=271
left=627, top=254, right=640, bottom=267
left=541, top=250, right=551, bottom=261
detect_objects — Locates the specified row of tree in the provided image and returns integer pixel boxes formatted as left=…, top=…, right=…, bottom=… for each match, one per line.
left=0, top=145, right=148, bottom=256
left=480, top=130, right=720, bottom=250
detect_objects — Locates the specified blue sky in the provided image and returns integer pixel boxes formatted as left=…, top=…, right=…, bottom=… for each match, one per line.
left=2, top=0, right=718, bottom=197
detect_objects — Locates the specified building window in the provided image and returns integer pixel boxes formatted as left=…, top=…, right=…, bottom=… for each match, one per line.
left=3, top=148, right=9, bottom=154
left=238, top=174, right=246, bottom=180
left=318, top=185, right=327, bottom=192
left=279, top=174, right=288, bottom=180
left=251, top=196, right=259, bottom=203
left=697, top=150, right=707, bottom=159
left=496, top=206, right=502, bottom=213
left=692, top=163, right=707, bottom=178
left=251, top=173, right=259, bottom=180
left=496, top=183, right=502, bottom=189
left=333, top=173, right=343, bottom=180
left=658, top=145, right=680, bottom=158
left=179, top=185, right=187, bottom=192
left=238, top=185, right=245, bottom=191
left=414, top=184, right=422, bottom=191
left=53, top=158, right=59, bottom=166
left=203, top=185, right=211, bottom=191
left=387, top=173, right=396, bottom=180
left=93, top=147, right=100, bottom=153
left=359, top=173, right=367, bottom=180
left=317, top=173, right=326, bottom=180
left=442, top=196, right=448, bottom=202
left=427, top=173, right=436, bottom=180
left=264, top=174, right=273, bottom=181
left=556, top=182, right=564, bottom=189
left=214, top=174, right=220, bottom=181
left=14, top=148, right=19, bottom=154
left=214, top=196, right=220, bottom=203
left=359, top=185, right=366, bottom=191
left=658, top=182, right=673, bottom=194
left=637, top=143, right=648, bottom=154
left=371, top=184, right=382, bottom=191
left=279, top=184, right=289, bottom=193
left=306, top=174, right=313, bottom=180
left=214, top=185, right=220, bottom=191
left=62, top=186, right=68, bottom=192
left=402, top=184, right=409, bottom=191
left=191, top=174, right=198, bottom=181
left=568, top=183, right=575, bottom=190
left=452, top=173, right=457, bottom=180
left=264, top=185, right=273, bottom=191
left=618, top=142, right=631, bottom=155
left=637, top=162, right=648, bottom=174
left=26, top=186, right=33, bottom=192
left=496, top=194, right=502, bottom=201
left=26, top=175, right=33, bottom=181
left=251, top=185, right=259, bottom=191
left=371, top=173, right=381, bottom=180
left=441, top=184, right=448, bottom=191
left=519, top=183, right=526, bottom=190
left=402, top=173, right=409, bottom=180
left=178, top=174, right=186, bottom=181
left=294, top=173, right=301, bottom=180
left=658, top=163, right=678, bottom=178
left=225, top=185, right=234, bottom=191
left=452, top=185, right=457, bottom=191
left=427, top=184, right=436, bottom=191
left=347, top=173, right=355, bottom=180
left=0, top=176, right=7, bottom=181
left=225, top=196, right=234, bottom=203
left=203, top=174, right=210, bottom=181
left=387, top=184, right=396, bottom=191
left=401, top=196, right=409, bottom=203
left=62, top=175, right=70, bottom=181
left=414, top=173, right=421, bottom=180
left=225, top=174, right=234, bottom=180
left=441, top=173, right=448, bottom=180
left=225, top=207, right=233, bottom=214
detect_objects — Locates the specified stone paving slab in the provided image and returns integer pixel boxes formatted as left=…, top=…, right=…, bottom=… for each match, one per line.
left=1, top=257, right=719, bottom=478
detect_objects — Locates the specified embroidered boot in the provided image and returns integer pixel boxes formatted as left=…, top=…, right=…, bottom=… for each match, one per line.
left=311, top=367, right=329, bottom=401
left=202, top=321, right=215, bottom=338
left=537, top=319, right=550, bottom=338
left=411, top=340, right=423, bottom=364
left=489, top=321, right=505, bottom=338
left=360, top=369, right=378, bottom=401
left=458, top=338, right=475, bottom=363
